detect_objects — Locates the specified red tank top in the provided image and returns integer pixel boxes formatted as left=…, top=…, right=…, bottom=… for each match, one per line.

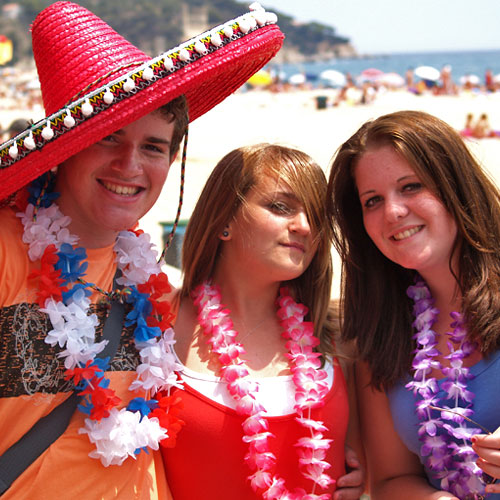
left=161, top=360, right=348, bottom=499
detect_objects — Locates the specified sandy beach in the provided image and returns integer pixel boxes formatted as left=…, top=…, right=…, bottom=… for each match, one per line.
left=3, top=87, right=500, bottom=293
left=141, top=87, right=500, bottom=292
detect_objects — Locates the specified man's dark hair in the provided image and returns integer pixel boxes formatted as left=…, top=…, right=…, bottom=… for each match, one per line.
left=157, top=95, right=189, bottom=157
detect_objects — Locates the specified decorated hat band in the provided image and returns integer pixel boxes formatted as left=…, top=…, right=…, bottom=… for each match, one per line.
left=0, top=2, right=284, bottom=200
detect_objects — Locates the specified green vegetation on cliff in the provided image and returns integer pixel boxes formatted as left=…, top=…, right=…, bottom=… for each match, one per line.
left=0, top=0, right=349, bottom=64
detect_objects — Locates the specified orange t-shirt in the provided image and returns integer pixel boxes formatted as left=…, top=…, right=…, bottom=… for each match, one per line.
left=0, top=206, right=171, bottom=500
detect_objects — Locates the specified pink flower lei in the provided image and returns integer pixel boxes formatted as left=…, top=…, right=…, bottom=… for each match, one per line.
left=18, top=191, right=184, bottom=467
left=406, top=278, right=487, bottom=499
left=192, top=281, right=334, bottom=500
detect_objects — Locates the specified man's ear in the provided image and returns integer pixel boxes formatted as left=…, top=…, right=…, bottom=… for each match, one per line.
left=170, top=151, right=178, bottom=165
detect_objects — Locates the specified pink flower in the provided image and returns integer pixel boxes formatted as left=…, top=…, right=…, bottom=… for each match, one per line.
left=236, top=394, right=265, bottom=415
left=302, top=494, right=332, bottom=500
left=221, top=363, right=250, bottom=382
left=243, top=413, right=269, bottom=434
left=295, top=417, right=328, bottom=432
left=296, top=446, right=328, bottom=464
left=228, top=377, right=259, bottom=398
left=242, top=431, right=274, bottom=453
left=245, top=449, right=276, bottom=470
left=249, top=469, right=273, bottom=490
left=302, top=464, right=334, bottom=489
left=295, top=434, right=332, bottom=450
left=217, top=343, right=245, bottom=364
left=263, top=477, right=287, bottom=499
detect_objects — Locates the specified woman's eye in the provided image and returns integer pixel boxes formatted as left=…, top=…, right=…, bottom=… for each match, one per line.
left=402, top=182, right=422, bottom=192
left=363, top=196, right=381, bottom=208
left=269, top=201, right=291, bottom=214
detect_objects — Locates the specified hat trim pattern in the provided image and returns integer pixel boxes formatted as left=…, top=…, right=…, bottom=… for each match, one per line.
left=0, top=6, right=278, bottom=170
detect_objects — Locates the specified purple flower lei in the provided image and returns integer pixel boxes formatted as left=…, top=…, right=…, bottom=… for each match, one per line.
left=406, top=278, right=486, bottom=499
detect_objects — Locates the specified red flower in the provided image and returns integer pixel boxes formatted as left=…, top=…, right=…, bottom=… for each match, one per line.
left=151, top=393, right=185, bottom=448
left=65, top=360, right=101, bottom=385
left=28, top=245, right=68, bottom=306
left=89, top=386, right=121, bottom=420
left=148, top=298, right=175, bottom=329
left=138, top=272, right=171, bottom=299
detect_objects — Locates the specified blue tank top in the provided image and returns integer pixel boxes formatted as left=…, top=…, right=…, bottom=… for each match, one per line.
left=387, top=349, right=500, bottom=497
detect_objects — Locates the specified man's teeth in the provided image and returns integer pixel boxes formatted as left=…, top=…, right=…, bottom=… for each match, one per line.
left=393, top=226, right=421, bottom=241
left=102, top=182, right=139, bottom=195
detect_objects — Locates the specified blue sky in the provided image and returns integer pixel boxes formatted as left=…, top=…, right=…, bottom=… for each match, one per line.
left=238, top=1, right=500, bottom=54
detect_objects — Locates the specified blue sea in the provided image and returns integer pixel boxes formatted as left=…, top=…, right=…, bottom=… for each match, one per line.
left=272, top=49, right=500, bottom=85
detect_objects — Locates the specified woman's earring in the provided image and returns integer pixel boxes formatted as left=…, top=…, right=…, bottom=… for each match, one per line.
left=222, top=230, right=229, bottom=237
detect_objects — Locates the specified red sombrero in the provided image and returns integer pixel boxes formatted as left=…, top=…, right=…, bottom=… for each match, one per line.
left=0, top=1, right=284, bottom=200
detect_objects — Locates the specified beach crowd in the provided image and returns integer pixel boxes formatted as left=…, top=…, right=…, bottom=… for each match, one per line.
left=1, top=3, right=500, bottom=500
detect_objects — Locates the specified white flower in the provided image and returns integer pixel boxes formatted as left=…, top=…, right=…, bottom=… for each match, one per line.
left=115, top=231, right=161, bottom=285
left=130, top=333, right=183, bottom=393
left=19, top=204, right=78, bottom=260
left=81, top=408, right=167, bottom=467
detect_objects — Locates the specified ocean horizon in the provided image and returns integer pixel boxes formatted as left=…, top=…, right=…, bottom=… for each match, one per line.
left=273, top=49, right=500, bottom=85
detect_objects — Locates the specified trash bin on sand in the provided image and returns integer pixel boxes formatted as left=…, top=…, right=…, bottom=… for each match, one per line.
left=160, top=220, right=188, bottom=269
left=315, top=95, right=328, bottom=109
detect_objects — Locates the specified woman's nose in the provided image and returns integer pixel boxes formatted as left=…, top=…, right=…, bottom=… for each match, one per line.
left=290, top=211, right=311, bottom=235
left=384, top=196, right=409, bottom=222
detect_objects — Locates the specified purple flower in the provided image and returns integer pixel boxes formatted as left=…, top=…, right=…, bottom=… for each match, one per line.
left=407, top=282, right=432, bottom=300
left=442, top=379, right=475, bottom=403
left=414, top=307, right=439, bottom=331
left=421, top=434, right=448, bottom=457
left=448, top=441, right=478, bottom=460
left=442, top=424, right=482, bottom=441
left=440, top=405, right=474, bottom=423
left=406, top=378, right=438, bottom=396
left=417, top=418, right=444, bottom=437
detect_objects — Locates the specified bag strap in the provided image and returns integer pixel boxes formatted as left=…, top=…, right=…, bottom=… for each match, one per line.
left=0, top=295, right=125, bottom=495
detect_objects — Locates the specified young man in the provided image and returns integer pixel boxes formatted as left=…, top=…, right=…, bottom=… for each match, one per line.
left=0, top=2, right=283, bottom=498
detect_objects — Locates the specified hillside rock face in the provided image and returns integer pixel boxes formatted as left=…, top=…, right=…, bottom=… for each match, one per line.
left=272, top=42, right=358, bottom=64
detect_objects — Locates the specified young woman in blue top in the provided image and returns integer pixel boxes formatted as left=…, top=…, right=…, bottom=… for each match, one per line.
left=327, top=110, right=500, bottom=499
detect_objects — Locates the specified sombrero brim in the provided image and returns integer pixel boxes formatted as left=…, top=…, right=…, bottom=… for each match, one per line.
left=0, top=10, right=284, bottom=200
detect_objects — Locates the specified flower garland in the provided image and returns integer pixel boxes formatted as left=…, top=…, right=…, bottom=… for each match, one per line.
left=19, top=174, right=184, bottom=466
left=406, top=279, right=486, bottom=498
left=192, top=282, right=334, bottom=500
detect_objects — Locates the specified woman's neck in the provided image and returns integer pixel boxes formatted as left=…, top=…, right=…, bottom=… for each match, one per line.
left=420, top=266, right=461, bottom=313
left=211, top=263, right=280, bottom=325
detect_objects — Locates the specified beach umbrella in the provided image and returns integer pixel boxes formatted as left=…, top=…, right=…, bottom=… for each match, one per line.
left=247, top=69, right=272, bottom=87
left=377, top=72, right=405, bottom=87
left=459, top=74, right=480, bottom=86
left=414, top=65, right=440, bottom=82
left=319, top=69, right=346, bottom=87
left=288, top=73, right=306, bottom=85
left=26, top=79, right=41, bottom=90
left=359, top=68, right=384, bottom=82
